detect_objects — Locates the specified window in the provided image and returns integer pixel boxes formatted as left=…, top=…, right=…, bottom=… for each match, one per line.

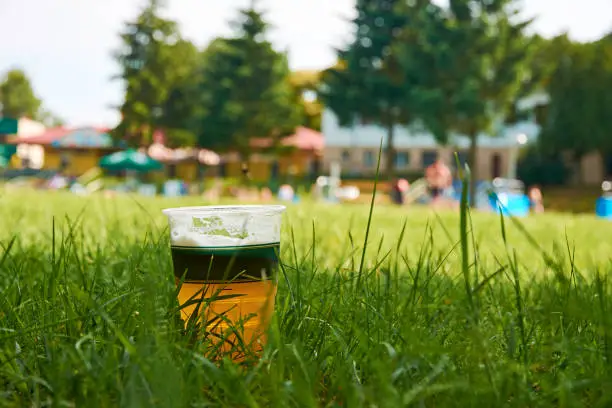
left=60, top=153, right=71, bottom=170
left=395, top=151, right=409, bottom=169
left=421, top=151, right=438, bottom=168
left=491, top=153, right=502, bottom=179
left=167, top=164, right=177, bottom=179
left=271, top=161, right=279, bottom=179
left=341, top=150, right=351, bottom=162
left=363, top=151, right=375, bottom=168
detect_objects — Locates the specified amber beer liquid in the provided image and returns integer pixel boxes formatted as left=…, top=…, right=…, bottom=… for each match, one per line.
left=163, top=205, right=285, bottom=355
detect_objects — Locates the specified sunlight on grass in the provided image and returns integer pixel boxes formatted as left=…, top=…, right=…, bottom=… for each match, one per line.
left=0, top=189, right=611, bottom=406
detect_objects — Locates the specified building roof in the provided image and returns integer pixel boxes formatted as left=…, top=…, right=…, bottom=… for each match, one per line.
left=11, top=127, right=71, bottom=144
left=250, top=127, right=324, bottom=152
left=11, top=126, right=113, bottom=148
left=282, top=127, right=324, bottom=151
left=147, top=143, right=220, bottom=166
left=321, top=110, right=540, bottom=149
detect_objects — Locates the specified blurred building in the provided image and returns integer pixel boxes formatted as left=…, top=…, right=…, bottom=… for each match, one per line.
left=10, top=127, right=119, bottom=176
left=221, top=126, right=324, bottom=182
left=570, top=151, right=612, bottom=185
left=321, top=93, right=609, bottom=185
left=10, top=117, right=46, bottom=169
left=321, top=109, right=539, bottom=181
left=147, top=142, right=220, bottom=182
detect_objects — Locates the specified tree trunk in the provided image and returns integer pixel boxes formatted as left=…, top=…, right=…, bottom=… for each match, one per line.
left=385, top=122, right=395, bottom=181
left=571, top=155, right=583, bottom=186
left=198, top=162, right=206, bottom=195
left=600, top=150, right=611, bottom=180
left=468, top=132, right=478, bottom=208
left=238, top=151, right=251, bottom=187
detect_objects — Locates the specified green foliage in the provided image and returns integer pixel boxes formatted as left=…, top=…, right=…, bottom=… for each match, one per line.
left=196, top=6, right=301, bottom=157
left=321, top=0, right=418, bottom=180
left=0, top=69, right=63, bottom=127
left=429, top=0, right=533, bottom=135
left=36, top=108, right=65, bottom=127
left=540, top=37, right=612, bottom=165
left=114, top=0, right=198, bottom=147
left=516, top=145, right=570, bottom=187
left=521, top=35, right=569, bottom=99
left=289, top=70, right=322, bottom=131
left=156, top=40, right=200, bottom=148
left=2, top=191, right=612, bottom=405
left=0, top=69, right=42, bottom=119
left=411, top=0, right=534, bottom=203
left=323, top=0, right=533, bottom=186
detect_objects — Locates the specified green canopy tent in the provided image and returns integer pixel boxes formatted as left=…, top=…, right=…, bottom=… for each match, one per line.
left=99, top=149, right=162, bottom=172
left=0, top=118, right=18, bottom=135
left=99, top=149, right=163, bottom=192
left=0, top=144, right=17, bottom=168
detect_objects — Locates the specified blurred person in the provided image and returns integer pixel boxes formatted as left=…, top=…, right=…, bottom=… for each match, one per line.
left=260, top=187, right=273, bottom=201
left=278, top=184, right=294, bottom=202
left=241, top=162, right=251, bottom=184
left=390, top=178, right=409, bottom=205
left=247, top=186, right=260, bottom=200
left=202, top=186, right=221, bottom=202
left=528, top=185, right=544, bottom=214
left=425, top=158, right=452, bottom=201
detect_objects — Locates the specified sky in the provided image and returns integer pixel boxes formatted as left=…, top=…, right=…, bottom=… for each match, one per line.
left=0, top=0, right=611, bottom=127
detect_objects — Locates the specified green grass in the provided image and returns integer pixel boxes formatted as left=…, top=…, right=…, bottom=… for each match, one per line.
left=1, top=188, right=612, bottom=407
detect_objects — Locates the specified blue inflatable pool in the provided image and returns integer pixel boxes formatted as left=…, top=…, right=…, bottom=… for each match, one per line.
left=452, top=179, right=531, bottom=217
left=596, top=196, right=612, bottom=220
left=489, top=193, right=531, bottom=217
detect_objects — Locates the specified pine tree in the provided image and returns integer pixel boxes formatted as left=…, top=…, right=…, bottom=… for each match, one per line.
left=321, top=0, right=414, bottom=180
left=416, top=0, right=535, bottom=204
left=114, top=0, right=197, bottom=147
left=289, top=70, right=322, bottom=131
left=156, top=40, right=200, bottom=148
left=196, top=4, right=300, bottom=160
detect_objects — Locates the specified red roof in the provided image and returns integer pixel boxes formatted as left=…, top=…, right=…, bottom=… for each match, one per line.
left=250, top=127, right=324, bottom=152
left=10, top=127, right=71, bottom=144
left=11, top=126, right=110, bottom=145
left=281, top=127, right=324, bottom=152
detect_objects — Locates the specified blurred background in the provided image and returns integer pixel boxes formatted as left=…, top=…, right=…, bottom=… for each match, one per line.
left=0, top=0, right=611, bottom=213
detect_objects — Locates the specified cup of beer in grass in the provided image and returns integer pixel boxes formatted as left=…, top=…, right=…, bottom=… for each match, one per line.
left=163, top=205, right=284, bottom=356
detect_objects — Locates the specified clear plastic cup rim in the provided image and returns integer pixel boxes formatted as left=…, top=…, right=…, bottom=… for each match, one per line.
left=162, top=205, right=286, bottom=217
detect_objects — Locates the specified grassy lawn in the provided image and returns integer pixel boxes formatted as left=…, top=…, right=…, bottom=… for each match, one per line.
left=1, top=189, right=612, bottom=406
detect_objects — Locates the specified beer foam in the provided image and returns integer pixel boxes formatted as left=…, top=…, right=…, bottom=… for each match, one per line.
left=163, top=206, right=284, bottom=247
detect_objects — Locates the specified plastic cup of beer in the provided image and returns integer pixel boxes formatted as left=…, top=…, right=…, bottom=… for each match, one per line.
left=162, top=205, right=285, bottom=357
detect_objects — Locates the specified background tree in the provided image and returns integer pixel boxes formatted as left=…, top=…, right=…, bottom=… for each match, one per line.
left=504, top=34, right=560, bottom=124
left=289, top=70, right=323, bottom=131
left=539, top=37, right=612, bottom=181
left=593, top=36, right=612, bottom=173
left=155, top=39, right=200, bottom=148
left=0, top=69, right=42, bottom=119
left=321, top=0, right=412, bottom=181
left=196, top=4, right=300, bottom=160
left=416, top=0, right=534, bottom=204
left=114, top=0, right=195, bottom=147
left=36, top=108, right=65, bottom=127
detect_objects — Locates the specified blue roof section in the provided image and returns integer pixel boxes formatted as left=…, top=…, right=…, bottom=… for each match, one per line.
left=321, top=109, right=541, bottom=149
left=50, top=128, right=113, bottom=148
